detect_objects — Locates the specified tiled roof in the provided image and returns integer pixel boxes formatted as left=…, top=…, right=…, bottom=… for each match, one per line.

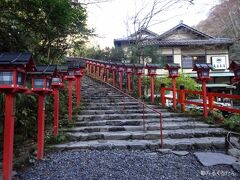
left=158, top=23, right=214, bottom=40
left=0, top=52, right=33, bottom=65
left=140, top=38, right=233, bottom=47
left=30, top=65, right=57, bottom=75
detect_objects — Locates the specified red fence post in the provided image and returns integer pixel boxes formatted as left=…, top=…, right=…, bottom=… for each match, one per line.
left=202, top=80, right=208, bottom=118
left=112, top=70, right=115, bottom=86
left=53, top=89, right=59, bottom=137
left=172, top=77, right=177, bottom=110
left=161, top=84, right=166, bottom=107
left=76, top=77, right=81, bottom=108
left=127, top=73, right=131, bottom=93
left=106, top=69, right=109, bottom=83
left=150, top=75, right=155, bottom=104
left=208, top=92, right=214, bottom=111
left=138, top=75, right=142, bottom=97
left=179, top=85, right=186, bottom=112
left=119, top=72, right=123, bottom=91
left=37, top=94, right=45, bottom=160
left=3, top=93, right=16, bottom=180
left=68, top=80, right=73, bottom=122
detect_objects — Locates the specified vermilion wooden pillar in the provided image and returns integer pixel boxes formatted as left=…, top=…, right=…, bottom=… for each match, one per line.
left=37, top=94, right=45, bottom=160
left=127, top=73, right=132, bottom=93
left=119, top=72, right=123, bottom=91
left=138, top=75, right=142, bottom=97
left=53, top=89, right=59, bottom=137
left=68, top=80, right=74, bottom=121
left=202, top=80, right=208, bottom=118
left=150, top=75, right=155, bottom=104
left=112, top=70, right=115, bottom=86
left=76, top=76, right=82, bottom=108
left=106, top=69, right=109, bottom=82
left=3, top=93, right=15, bottom=180
left=172, top=77, right=177, bottom=110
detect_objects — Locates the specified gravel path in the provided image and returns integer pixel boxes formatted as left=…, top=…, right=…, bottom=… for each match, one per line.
left=18, top=150, right=239, bottom=180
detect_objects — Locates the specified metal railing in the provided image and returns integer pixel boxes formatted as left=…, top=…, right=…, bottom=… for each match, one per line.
left=88, top=74, right=163, bottom=149
left=225, top=131, right=240, bottom=154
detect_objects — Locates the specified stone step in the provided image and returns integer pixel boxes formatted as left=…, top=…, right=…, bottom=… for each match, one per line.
left=65, top=122, right=216, bottom=132
left=53, top=137, right=225, bottom=151
left=84, top=101, right=143, bottom=106
left=83, top=105, right=149, bottom=110
left=65, top=128, right=226, bottom=141
left=80, top=109, right=168, bottom=115
left=75, top=117, right=201, bottom=126
left=77, top=113, right=186, bottom=121
left=83, top=98, right=135, bottom=103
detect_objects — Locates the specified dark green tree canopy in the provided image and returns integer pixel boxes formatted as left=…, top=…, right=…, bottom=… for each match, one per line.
left=0, top=0, right=91, bottom=64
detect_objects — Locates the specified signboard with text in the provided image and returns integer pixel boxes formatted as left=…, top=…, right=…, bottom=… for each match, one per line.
left=212, top=56, right=226, bottom=70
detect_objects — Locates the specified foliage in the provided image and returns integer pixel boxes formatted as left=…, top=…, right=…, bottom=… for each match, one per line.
left=142, top=73, right=200, bottom=95
left=45, top=130, right=69, bottom=145
left=196, top=0, right=240, bottom=60
left=0, top=0, right=91, bottom=64
left=224, top=114, right=240, bottom=132
left=74, top=45, right=126, bottom=62
left=206, top=109, right=225, bottom=124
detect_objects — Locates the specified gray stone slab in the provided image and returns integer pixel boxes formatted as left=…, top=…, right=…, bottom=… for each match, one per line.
left=232, top=162, right=240, bottom=173
left=194, top=152, right=238, bottom=166
left=172, top=151, right=189, bottom=156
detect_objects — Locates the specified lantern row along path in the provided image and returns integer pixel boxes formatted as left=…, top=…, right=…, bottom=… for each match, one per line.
left=53, top=76, right=228, bottom=151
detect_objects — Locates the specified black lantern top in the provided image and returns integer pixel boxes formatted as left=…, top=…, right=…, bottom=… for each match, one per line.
left=30, top=65, right=57, bottom=93
left=124, top=64, right=134, bottom=74
left=229, top=60, right=240, bottom=81
left=0, top=52, right=36, bottom=92
left=66, top=59, right=85, bottom=78
left=134, top=64, right=145, bottom=75
left=164, top=63, right=180, bottom=78
left=146, top=64, right=160, bottom=76
left=193, top=63, right=213, bottom=80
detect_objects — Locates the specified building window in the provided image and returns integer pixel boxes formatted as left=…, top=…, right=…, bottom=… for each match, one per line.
left=0, top=72, right=13, bottom=85
left=182, top=55, right=206, bottom=69
left=154, top=55, right=173, bottom=67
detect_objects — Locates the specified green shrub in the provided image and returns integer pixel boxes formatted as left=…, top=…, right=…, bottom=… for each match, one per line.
left=224, top=114, right=240, bottom=132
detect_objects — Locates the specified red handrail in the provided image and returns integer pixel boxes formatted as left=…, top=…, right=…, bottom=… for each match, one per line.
left=89, top=74, right=163, bottom=149
left=161, top=86, right=240, bottom=114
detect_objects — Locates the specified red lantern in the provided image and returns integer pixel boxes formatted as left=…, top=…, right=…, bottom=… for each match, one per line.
left=0, top=52, right=36, bottom=180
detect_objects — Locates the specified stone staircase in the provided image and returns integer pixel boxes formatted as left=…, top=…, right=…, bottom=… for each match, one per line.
left=54, top=76, right=227, bottom=151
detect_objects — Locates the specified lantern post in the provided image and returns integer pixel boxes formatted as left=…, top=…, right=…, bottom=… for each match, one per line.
left=124, top=64, right=134, bottom=93
left=117, top=63, right=124, bottom=91
left=0, top=52, right=35, bottom=180
left=165, top=63, right=180, bottom=110
left=110, top=63, right=116, bottom=86
left=146, top=64, right=159, bottom=104
left=100, top=63, right=105, bottom=80
left=105, top=63, right=111, bottom=83
left=193, top=63, right=213, bottom=118
left=30, top=65, right=56, bottom=160
left=74, top=61, right=86, bottom=108
left=65, top=68, right=76, bottom=122
left=134, top=64, right=145, bottom=98
left=51, top=66, right=67, bottom=137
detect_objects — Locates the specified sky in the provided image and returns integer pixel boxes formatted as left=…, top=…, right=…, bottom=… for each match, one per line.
left=86, top=0, right=220, bottom=48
